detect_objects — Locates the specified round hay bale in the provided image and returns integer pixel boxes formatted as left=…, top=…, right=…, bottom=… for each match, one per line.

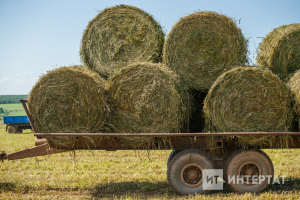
left=287, top=69, right=300, bottom=129
left=257, top=23, right=300, bottom=80
left=163, top=11, right=248, bottom=90
left=28, top=65, right=108, bottom=148
left=204, top=67, right=292, bottom=147
left=80, top=4, right=165, bottom=79
left=106, top=62, right=189, bottom=147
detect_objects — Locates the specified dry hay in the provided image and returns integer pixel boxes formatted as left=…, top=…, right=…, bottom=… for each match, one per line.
left=287, top=69, right=300, bottom=130
left=257, top=23, right=300, bottom=80
left=204, top=67, right=292, bottom=147
left=163, top=11, right=248, bottom=90
left=80, top=4, right=165, bottom=79
left=106, top=62, right=189, bottom=148
left=28, top=65, right=109, bottom=148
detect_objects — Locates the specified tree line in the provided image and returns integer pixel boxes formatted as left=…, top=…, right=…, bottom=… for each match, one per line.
left=0, top=95, right=28, bottom=104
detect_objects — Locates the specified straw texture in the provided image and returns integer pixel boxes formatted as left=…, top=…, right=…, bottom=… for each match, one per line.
left=28, top=66, right=109, bottom=148
left=204, top=67, right=292, bottom=147
left=163, top=11, right=248, bottom=90
left=287, top=69, right=300, bottom=130
left=106, top=62, right=189, bottom=148
left=80, top=4, right=165, bottom=79
left=257, top=23, right=300, bottom=80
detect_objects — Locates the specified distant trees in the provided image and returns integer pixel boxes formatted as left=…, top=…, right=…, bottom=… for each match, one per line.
left=0, top=108, right=9, bottom=116
left=0, top=95, right=28, bottom=104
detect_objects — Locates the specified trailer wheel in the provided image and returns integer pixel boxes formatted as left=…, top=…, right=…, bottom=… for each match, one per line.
left=224, top=149, right=274, bottom=193
left=8, top=126, right=16, bottom=134
left=167, top=149, right=214, bottom=195
left=167, top=150, right=181, bottom=164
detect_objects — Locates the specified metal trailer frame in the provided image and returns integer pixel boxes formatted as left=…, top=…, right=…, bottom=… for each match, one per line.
left=1, top=99, right=300, bottom=194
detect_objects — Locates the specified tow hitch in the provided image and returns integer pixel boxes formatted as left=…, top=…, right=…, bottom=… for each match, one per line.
left=0, top=151, right=7, bottom=162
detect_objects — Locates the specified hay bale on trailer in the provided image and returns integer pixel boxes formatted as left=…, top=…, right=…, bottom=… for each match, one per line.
left=163, top=11, right=248, bottom=90
left=204, top=67, right=292, bottom=147
left=287, top=69, right=300, bottom=130
left=80, top=4, right=165, bottom=79
left=106, top=62, right=189, bottom=148
left=257, top=23, right=300, bottom=80
left=28, top=66, right=109, bottom=148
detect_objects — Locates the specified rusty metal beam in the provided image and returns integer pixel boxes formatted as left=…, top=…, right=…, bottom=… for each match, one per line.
left=20, top=99, right=37, bottom=133
left=34, top=132, right=300, bottom=137
left=5, top=143, right=70, bottom=161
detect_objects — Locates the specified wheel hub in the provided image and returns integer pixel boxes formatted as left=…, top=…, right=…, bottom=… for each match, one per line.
left=181, top=163, right=203, bottom=187
left=187, top=170, right=197, bottom=179
left=238, top=162, right=261, bottom=184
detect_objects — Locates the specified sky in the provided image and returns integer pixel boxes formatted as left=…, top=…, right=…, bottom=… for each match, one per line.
left=0, top=0, right=299, bottom=95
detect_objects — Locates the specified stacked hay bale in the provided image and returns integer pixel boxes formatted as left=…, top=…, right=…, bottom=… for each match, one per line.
left=28, top=5, right=297, bottom=150
left=163, top=11, right=248, bottom=133
left=163, top=11, right=248, bottom=90
left=28, top=66, right=108, bottom=148
left=257, top=23, right=300, bottom=80
left=203, top=67, right=293, bottom=147
left=287, top=70, right=300, bottom=130
left=106, top=62, right=189, bottom=148
left=80, top=4, right=165, bottom=79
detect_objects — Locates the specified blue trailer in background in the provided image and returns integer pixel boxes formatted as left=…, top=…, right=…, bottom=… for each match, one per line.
left=3, top=116, right=32, bottom=133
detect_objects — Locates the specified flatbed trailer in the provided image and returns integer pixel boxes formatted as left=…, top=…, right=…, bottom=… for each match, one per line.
left=1, top=99, right=300, bottom=195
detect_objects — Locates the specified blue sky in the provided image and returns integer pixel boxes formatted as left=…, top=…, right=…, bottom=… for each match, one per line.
left=0, top=0, right=299, bottom=95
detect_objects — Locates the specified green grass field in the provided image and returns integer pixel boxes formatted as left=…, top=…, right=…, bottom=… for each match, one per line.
left=1, top=125, right=300, bottom=199
left=0, top=103, right=26, bottom=118
left=0, top=104, right=24, bottom=110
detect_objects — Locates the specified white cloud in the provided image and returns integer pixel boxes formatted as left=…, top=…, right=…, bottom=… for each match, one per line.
left=23, top=71, right=34, bottom=74
left=14, top=79, right=27, bottom=83
left=0, top=78, right=11, bottom=83
left=14, top=77, right=38, bottom=83
left=0, top=77, right=38, bottom=84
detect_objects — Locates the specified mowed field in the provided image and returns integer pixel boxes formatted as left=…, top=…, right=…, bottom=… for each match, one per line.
left=1, top=121, right=300, bottom=199
left=0, top=103, right=26, bottom=117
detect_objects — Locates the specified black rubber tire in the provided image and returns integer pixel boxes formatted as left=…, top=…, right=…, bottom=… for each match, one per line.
left=167, top=150, right=181, bottom=164
left=167, top=149, right=214, bottom=195
left=224, top=149, right=274, bottom=193
left=7, top=126, right=16, bottom=134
